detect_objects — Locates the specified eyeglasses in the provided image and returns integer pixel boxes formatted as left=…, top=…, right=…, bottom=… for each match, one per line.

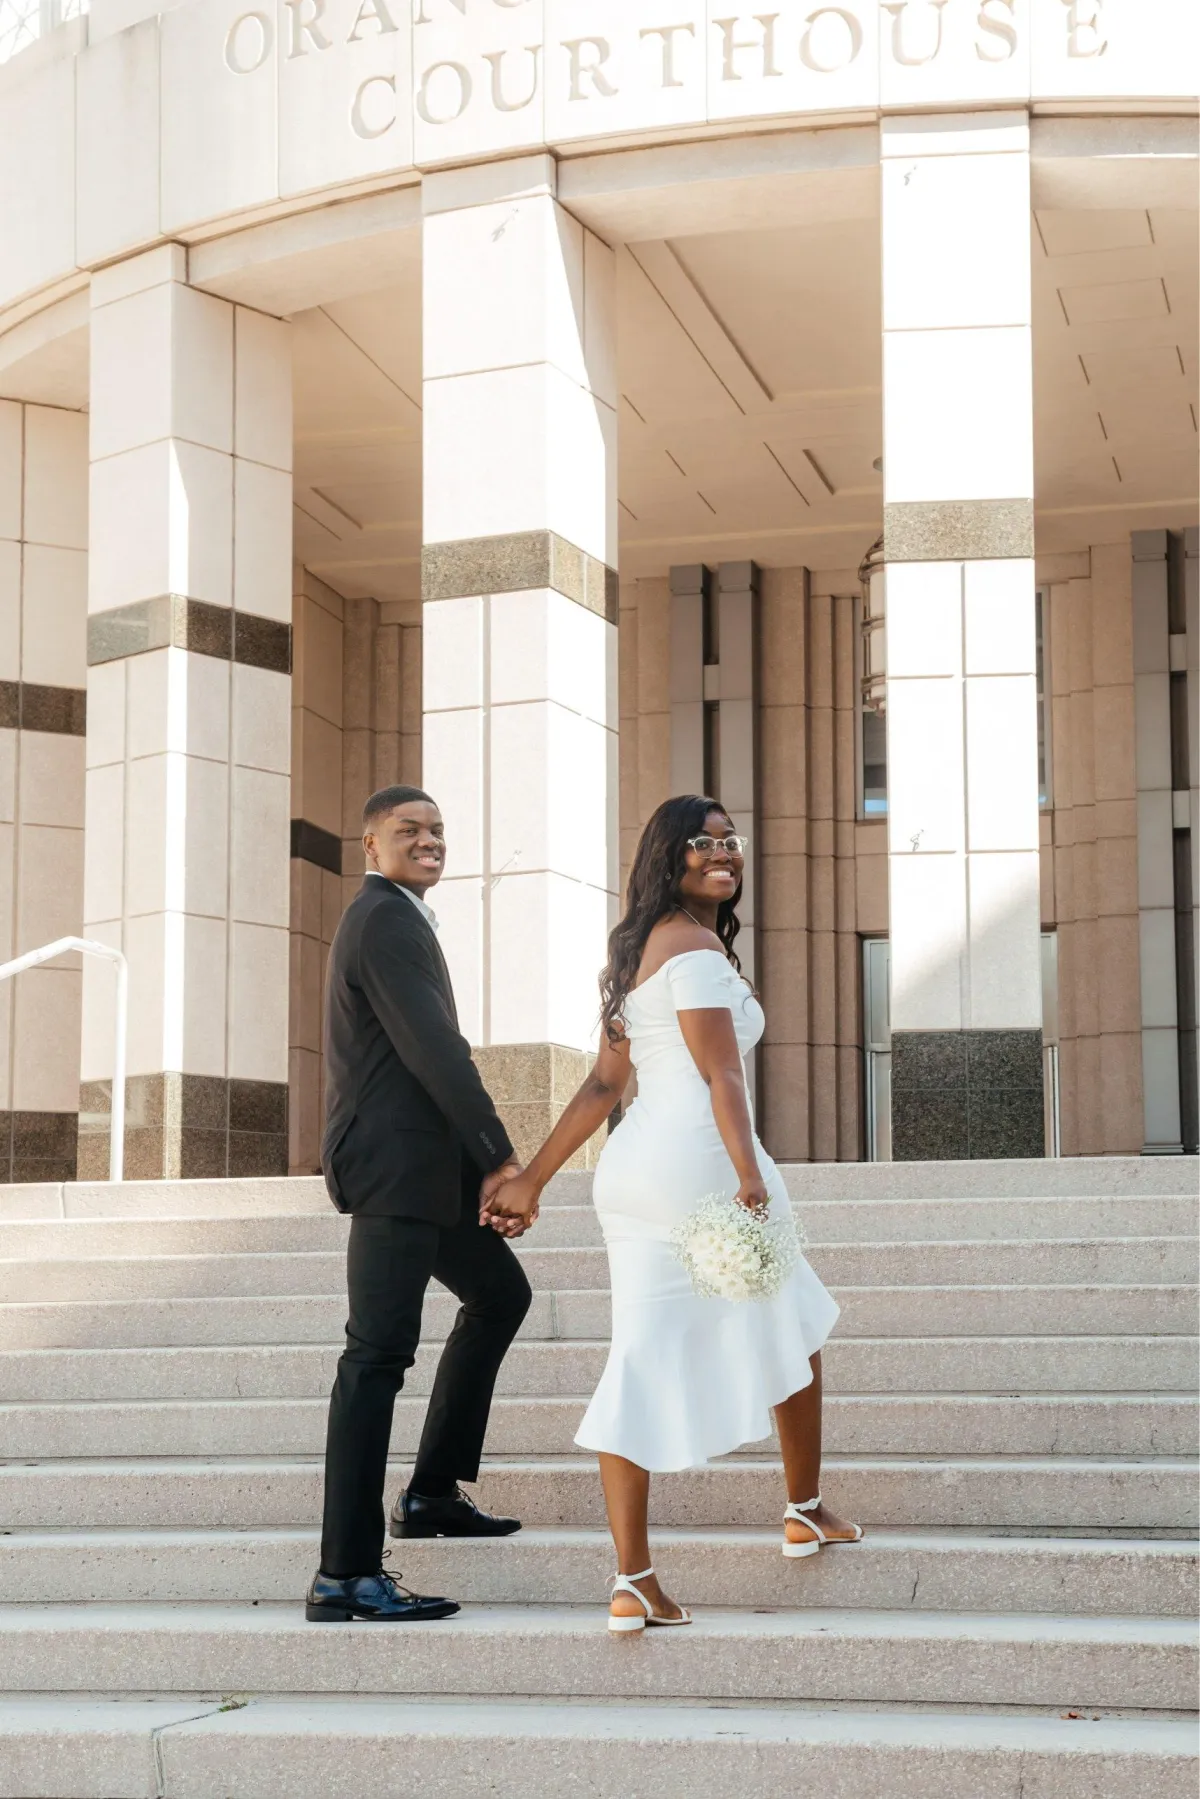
left=687, top=834, right=748, bottom=857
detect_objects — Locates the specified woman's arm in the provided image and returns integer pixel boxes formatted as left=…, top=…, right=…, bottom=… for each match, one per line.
left=480, top=1031, right=632, bottom=1231
left=676, top=1007, right=768, bottom=1211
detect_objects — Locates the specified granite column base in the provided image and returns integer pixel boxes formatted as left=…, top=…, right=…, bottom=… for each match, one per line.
left=472, top=1043, right=606, bottom=1171
left=0, top=1112, right=79, bottom=1184
left=891, top=1030, right=1045, bottom=1161
left=77, top=1075, right=288, bottom=1180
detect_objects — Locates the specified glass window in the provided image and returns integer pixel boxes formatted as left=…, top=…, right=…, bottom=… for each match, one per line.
left=857, top=538, right=887, bottom=818
left=861, top=708, right=887, bottom=816
left=1, top=0, right=87, bottom=65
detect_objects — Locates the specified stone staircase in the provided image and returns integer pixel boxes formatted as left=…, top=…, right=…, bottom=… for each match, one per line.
left=0, top=1157, right=1196, bottom=1797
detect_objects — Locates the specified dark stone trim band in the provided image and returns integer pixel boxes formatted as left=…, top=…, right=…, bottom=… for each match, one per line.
left=891, top=1028, right=1044, bottom=1161
left=0, top=1109, right=78, bottom=1183
left=422, top=530, right=618, bottom=624
left=884, top=500, right=1034, bottom=563
left=0, top=681, right=86, bottom=736
left=291, top=817, right=342, bottom=876
left=78, top=1072, right=288, bottom=1180
left=87, top=597, right=292, bottom=675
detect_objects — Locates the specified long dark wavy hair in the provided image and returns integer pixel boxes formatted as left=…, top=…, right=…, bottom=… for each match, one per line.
left=599, top=794, right=742, bottom=1043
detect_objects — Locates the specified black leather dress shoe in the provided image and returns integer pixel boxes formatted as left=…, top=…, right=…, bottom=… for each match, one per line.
left=305, top=1567, right=460, bottom=1622
left=390, top=1484, right=521, bottom=1539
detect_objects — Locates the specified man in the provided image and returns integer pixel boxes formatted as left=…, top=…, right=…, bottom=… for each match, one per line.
left=306, top=785, right=532, bottom=1624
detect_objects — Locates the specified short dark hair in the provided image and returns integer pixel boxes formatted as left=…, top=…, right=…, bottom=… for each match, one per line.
left=362, top=785, right=436, bottom=831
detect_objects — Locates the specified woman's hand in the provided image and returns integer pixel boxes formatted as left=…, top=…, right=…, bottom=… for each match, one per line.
left=480, top=1168, right=542, bottom=1237
left=734, top=1176, right=770, bottom=1214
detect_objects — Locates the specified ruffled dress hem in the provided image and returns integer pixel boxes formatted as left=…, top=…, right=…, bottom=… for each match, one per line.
left=572, top=1253, right=839, bottom=1473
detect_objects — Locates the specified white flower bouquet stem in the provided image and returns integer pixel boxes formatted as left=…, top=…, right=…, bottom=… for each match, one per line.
left=671, top=1192, right=804, bottom=1302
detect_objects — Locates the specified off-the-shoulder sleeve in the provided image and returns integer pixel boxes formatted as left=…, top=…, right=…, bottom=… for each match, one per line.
left=666, top=949, right=736, bottom=1013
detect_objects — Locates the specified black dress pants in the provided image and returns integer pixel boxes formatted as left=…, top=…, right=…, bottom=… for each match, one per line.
left=319, top=1201, right=532, bottom=1577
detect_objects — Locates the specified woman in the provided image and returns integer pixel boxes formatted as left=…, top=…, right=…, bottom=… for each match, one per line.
left=485, top=796, right=861, bottom=1631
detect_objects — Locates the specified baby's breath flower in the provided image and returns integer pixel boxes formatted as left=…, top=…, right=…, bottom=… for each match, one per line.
left=671, top=1193, right=804, bottom=1301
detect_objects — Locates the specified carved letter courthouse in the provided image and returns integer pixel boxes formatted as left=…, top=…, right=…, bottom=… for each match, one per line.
left=0, top=0, right=1196, bottom=1179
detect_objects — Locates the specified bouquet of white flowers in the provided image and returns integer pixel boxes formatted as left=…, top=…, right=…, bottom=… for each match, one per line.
left=671, top=1192, right=804, bottom=1302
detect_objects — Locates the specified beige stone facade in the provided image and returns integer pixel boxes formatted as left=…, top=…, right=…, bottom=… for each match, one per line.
left=0, top=1, right=1196, bottom=1174
left=281, top=535, right=1187, bottom=1167
left=1045, top=545, right=1144, bottom=1156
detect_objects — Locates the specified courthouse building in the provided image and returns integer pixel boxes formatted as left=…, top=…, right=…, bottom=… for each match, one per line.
left=0, top=0, right=1195, bottom=1182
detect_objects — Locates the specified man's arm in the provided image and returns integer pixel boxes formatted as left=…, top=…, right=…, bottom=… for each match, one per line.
left=358, top=907, right=515, bottom=1175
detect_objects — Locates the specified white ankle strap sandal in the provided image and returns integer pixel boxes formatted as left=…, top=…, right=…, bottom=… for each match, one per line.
left=607, top=1567, right=692, bottom=1633
left=782, top=1493, right=864, bottom=1558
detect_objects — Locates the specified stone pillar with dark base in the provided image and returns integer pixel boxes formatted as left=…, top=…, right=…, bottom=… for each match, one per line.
left=79, top=247, right=293, bottom=1179
left=891, top=1030, right=1046, bottom=1163
left=420, top=156, right=617, bottom=1159
left=0, top=402, right=89, bottom=1181
left=881, top=115, right=1044, bottom=1160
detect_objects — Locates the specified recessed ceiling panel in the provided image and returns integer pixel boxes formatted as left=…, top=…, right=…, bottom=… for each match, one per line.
left=294, top=436, right=422, bottom=486
left=618, top=248, right=744, bottom=426
left=1058, top=277, right=1170, bottom=326
left=311, top=481, right=419, bottom=532
left=1148, top=210, right=1200, bottom=258
left=292, top=309, right=421, bottom=440
left=323, top=287, right=422, bottom=410
left=1037, top=209, right=1152, bottom=257
left=1080, top=343, right=1187, bottom=389
left=668, top=220, right=880, bottom=400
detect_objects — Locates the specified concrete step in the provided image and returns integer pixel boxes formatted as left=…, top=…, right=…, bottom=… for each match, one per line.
left=760, top=1156, right=1200, bottom=1203
left=0, top=1601, right=1194, bottom=1711
left=4, top=1456, right=1195, bottom=1531
left=3, top=1334, right=1194, bottom=1402
left=2, top=1193, right=1196, bottom=1258
left=830, top=1283, right=1199, bottom=1337
left=0, top=1525, right=1193, bottom=1615
left=2, top=1698, right=1195, bottom=1799
left=0, top=1288, right=578, bottom=1349
left=3, top=1155, right=1192, bottom=1221
left=3, top=1282, right=1193, bottom=1348
left=4, top=1392, right=1194, bottom=1462
left=2, top=1237, right=1190, bottom=1303
left=21, top=1392, right=1200, bottom=1462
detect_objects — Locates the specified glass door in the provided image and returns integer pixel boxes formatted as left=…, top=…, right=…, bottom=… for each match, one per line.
left=862, top=938, right=891, bottom=1162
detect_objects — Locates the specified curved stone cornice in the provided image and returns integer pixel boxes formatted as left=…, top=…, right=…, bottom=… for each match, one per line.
left=0, top=0, right=1196, bottom=322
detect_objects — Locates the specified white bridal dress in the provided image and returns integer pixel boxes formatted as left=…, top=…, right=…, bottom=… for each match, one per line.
left=575, top=948, right=840, bottom=1472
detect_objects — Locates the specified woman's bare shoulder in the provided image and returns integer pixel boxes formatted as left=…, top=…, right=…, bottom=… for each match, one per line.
left=635, top=915, right=724, bottom=987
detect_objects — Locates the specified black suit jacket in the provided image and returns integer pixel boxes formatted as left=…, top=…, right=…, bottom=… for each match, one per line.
left=320, top=876, right=514, bottom=1223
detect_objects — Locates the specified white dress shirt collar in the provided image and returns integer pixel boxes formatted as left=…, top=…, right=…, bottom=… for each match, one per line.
left=366, top=870, right=439, bottom=933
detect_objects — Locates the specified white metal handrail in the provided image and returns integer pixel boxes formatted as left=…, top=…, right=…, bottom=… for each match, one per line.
left=0, top=937, right=127, bottom=1181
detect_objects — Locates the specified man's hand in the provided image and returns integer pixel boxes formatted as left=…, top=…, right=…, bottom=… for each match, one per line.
left=478, top=1159, right=534, bottom=1237
left=480, top=1165, right=541, bottom=1238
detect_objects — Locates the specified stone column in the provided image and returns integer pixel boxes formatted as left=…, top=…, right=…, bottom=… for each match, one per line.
left=1187, top=528, right=1199, bottom=1140
left=1132, top=528, right=1198, bottom=1154
left=80, top=246, right=293, bottom=1179
left=881, top=114, right=1044, bottom=1160
left=420, top=155, right=617, bottom=1165
left=1048, top=548, right=1143, bottom=1158
left=0, top=402, right=88, bottom=1181
left=667, top=559, right=761, bottom=986
left=289, top=566, right=345, bottom=1175
left=668, top=563, right=707, bottom=799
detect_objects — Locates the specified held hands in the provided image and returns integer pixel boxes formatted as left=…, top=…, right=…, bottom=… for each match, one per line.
left=479, top=1163, right=542, bottom=1238
left=734, top=1175, right=770, bottom=1215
